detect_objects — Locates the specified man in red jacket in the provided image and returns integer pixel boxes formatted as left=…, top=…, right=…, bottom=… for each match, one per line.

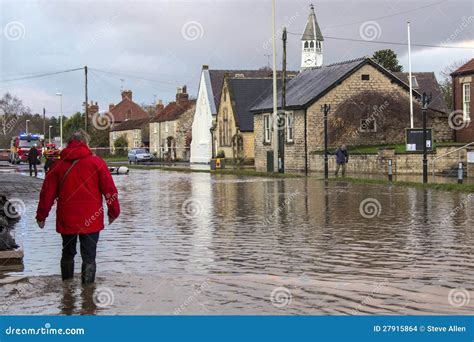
left=36, top=130, right=120, bottom=284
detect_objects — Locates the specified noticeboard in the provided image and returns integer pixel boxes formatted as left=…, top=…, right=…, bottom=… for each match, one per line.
left=405, top=128, right=433, bottom=152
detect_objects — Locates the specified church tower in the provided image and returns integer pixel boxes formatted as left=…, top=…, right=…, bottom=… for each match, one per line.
left=301, top=4, right=324, bottom=69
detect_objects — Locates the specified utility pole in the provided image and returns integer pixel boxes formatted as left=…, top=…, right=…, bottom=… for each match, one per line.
left=321, top=104, right=331, bottom=179
left=271, top=0, right=279, bottom=172
left=422, top=92, right=431, bottom=184
left=279, top=27, right=287, bottom=174
left=407, top=22, right=414, bottom=129
left=84, top=65, right=88, bottom=133
left=42, top=108, right=46, bottom=138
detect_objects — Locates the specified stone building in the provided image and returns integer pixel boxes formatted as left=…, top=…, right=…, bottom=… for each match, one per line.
left=451, top=59, right=473, bottom=142
left=190, top=66, right=296, bottom=163
left=251, top=57, right=452, bottom=172
left=214, top=77, right=275, bottom=161
left=109, top=117, right=150, bottom=152
left=149, top=86, right=196, bottom=161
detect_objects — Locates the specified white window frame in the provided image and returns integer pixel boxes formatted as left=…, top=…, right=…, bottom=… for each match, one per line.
left=286, top=112, right=294, bottom=142
left=463, top=83, right=471, bottom=121
left=263, top=114, right=271, bottom=143
left=165, top=122, right=169, bottom=133
left=134, top=140, right=140, bottom=148
left=360, top=119, right=377, bottom=132
left=134, top=129, right=139, bottom=139
left=153, top=122, right=157, bottom=134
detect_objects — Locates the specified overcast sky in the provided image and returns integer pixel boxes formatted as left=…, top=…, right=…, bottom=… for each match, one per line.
left=1, top=0, right=473, bottom=117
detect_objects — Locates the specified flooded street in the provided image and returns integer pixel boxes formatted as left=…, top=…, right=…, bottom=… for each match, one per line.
left=1, top=169, right=473, bottom=315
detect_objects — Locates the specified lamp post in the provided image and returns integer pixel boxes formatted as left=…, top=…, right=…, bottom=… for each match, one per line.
left=422, top=92, right=431, bottom=184
left=321, top=104, right=331, bottom=179
left=48, top=125, right=53, bottom=144
left=25, top=119, right=30, bottom=134
left=56, top=93, right=63, bottom=148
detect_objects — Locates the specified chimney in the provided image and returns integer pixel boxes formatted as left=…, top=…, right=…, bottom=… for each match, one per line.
left=109, top=103, right=115, bottom=111
left=121, top=90, right=132, bottom=101
left=155, top=99, right=164, bottom=114
left=176, top=85, right=189, bottom=104
left=88, top=101, right=99, bottom=117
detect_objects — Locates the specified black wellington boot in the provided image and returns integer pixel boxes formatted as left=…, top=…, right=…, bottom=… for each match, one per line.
left=81, top=262, right=96, bottom=284
left=60, top=260, right=75, bottom=281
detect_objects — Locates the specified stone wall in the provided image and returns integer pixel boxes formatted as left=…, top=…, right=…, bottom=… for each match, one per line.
left=309, top=146, right=467, bottom=175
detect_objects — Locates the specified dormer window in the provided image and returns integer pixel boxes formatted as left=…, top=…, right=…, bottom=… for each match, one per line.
left=411, top=76, right=419, bottom=88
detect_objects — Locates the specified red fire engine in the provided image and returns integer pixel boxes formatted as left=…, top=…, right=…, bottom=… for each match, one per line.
left=9, top=133, right=43, bottom=164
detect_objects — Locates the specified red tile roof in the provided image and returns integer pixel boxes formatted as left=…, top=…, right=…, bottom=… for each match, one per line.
left=150, top=100, right=196, bottom=123
left=451, top=59, right=474, bottom=76
left=109, top=97, right=148, bottom=122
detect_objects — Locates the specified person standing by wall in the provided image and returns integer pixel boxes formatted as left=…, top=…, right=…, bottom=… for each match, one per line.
left=334, top=145, right=349, bottom=177
left=36, top=130, right=120, bottom=284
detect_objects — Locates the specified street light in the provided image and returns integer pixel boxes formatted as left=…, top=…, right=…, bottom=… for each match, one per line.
left=56, top=93, right=63, bottom=148
left=321, top=104, right=331, bottom=179
left=25, top=119, right=30, bottom=134
left=48, top=125, right=53, bottom=144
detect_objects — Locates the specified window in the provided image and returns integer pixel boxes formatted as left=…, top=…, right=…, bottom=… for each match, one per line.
left=360, top=119, right=376, bottom=132
left=361, top=74, right=370, bottom=81
left=223, top=89, right=226, bottom=102
left=411, top=76, right=419, bottom=88
left=134, top=140, right=140, bottom=148
left=263, top=114, right=271, bottom=143
left=165, top=122, right=169, bottom=133
left=134, top=129, right=139, bottom=139
left=153, top=123, right=157, bottom=134
left=223, top=109, right=229, bottom=146
left=309, top=41, right=314, bottom=48
left=304, top=41, right=309, bottom=49
left=219, top=121, right=223, bottom=146
left=286, top=112, right=294, bottom=142
left=463, top=83, right=471, bottom=121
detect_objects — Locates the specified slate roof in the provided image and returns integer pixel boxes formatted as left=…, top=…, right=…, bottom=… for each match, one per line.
left=208, top=69, right=297, bottom=114
left=150, top=100, right=196, bottom=123
left=394, top=72, right=448, bottom=114
left=450, top=59, right=474, bottom=76
left=226, top=78, right=275, bottom=132
left=302, top=5, right=324, bottom=41
left=251, top=57, right=419, bottom=113
left=110, top=117, right=151, bottom=132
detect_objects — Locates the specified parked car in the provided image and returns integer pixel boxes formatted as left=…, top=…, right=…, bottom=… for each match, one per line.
left=128, top=148, right=152, bottom=164
left=0, top=149, right=9, bottom=162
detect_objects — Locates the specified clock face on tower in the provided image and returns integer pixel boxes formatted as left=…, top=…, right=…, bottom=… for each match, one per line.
left=304, top=54, right=315, bottom=66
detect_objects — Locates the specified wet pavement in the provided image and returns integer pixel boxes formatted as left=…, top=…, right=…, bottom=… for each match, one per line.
left=0, top=165, right=473, bottom=315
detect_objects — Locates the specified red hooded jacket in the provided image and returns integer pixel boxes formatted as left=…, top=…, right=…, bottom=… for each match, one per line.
left=36, top=140, right=120, bottom=234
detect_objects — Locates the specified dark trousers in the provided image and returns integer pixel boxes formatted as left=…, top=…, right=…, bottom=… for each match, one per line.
left=61, top=232, right=100, bottom=264
left=335, top=163, right=346, bottom=176
left=29, top=162, right=37, bottom=177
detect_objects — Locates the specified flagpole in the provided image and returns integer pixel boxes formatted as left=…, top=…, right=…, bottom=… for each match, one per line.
left=407, top=21, right=414, bottom=128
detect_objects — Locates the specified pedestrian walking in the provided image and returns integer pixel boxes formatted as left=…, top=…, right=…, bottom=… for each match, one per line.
left=27, top=145, right=39, bottom=177
left=36, top=130, right=120, bottom=284
left=334, top=145, right=349, bottom=177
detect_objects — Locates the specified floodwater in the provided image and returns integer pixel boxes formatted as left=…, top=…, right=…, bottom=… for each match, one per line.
left=1, top=169, right=473, bottom=315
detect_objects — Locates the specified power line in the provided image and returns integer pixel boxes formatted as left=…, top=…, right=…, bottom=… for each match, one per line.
left=0, top=68, right=84, bottom=83
left=288, top=31, right=474, bottom=49
left=322, top=0, right=447, bottom=30
left=90, top=68, right=179, bottom=86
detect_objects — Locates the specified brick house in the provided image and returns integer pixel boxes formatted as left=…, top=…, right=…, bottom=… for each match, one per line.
left=214, top=77, right=275, bottom=161
left=108, top=90, right=149, bottom=124
left=451, top=59, right=474, bottom=142
left=109, top=117, right=150, bottom=152
left=149, top=86, right=196, bottom=161
left=251, top=57, right=451, bottom=173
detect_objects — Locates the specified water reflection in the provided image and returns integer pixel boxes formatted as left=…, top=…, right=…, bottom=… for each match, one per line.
left=1, top=169, right=473, bottom=314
